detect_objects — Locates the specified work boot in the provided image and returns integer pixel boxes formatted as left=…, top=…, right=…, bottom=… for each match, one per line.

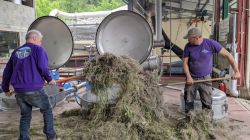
left=47, top=135, right=60, bottom=140
left=203, top=108, right=213, bottom=122
left=48, top=138, right=61, bottom=140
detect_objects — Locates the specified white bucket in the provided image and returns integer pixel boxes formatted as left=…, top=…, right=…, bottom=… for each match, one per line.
left=180, top=88, right=228, bottom=120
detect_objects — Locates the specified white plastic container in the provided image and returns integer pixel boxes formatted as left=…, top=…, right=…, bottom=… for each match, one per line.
left=180, top=88, right=228, bottom=120
left=212, top=88, right=228, bottom=120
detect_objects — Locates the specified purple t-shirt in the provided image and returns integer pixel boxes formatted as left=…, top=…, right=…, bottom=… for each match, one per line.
left=183, top=38, right=222, bottom=77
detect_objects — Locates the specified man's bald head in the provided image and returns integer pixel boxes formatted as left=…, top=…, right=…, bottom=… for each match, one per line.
left=25, top=30, right=43, bottom=46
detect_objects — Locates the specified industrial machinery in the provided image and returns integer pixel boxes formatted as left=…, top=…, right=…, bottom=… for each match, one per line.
left=81, top=10, right=157, bottom=108
left=0, top=1, right=229, bottom=120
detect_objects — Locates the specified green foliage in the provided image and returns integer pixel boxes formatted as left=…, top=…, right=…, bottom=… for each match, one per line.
left=36, top=0, right=60, bottom=17
left=36, top=0, right=125, bottom=17
left=54, top=0, right=93, bottom=13
left=94, top=0, right=124, bottom=11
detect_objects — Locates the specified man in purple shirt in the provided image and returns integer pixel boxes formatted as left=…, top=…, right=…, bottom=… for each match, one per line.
left=183, top=27, right=240, bottom=113
left=1, top=30, right=57, bottom=140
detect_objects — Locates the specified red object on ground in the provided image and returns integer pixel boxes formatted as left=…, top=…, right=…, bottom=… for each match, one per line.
left=218, top=82, right=226, bottom=93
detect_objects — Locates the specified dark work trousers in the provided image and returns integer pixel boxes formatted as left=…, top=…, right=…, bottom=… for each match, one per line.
left=184, top=75, right=213, bottom=113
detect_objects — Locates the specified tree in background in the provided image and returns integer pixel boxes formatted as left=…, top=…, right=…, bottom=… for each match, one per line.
left=87, top=0, right=101, bottom=4
left=94, top=0, right=122, bottom=11
left=36, top=0, right=125, bottom=17
left=36, top=0, right=60, bottom=17
left=54, top=0, right=94, bottom=13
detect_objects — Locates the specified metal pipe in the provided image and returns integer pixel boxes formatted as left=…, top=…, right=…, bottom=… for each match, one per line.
left=229, top=13, right=239, bottom=97
left=154, top=0, right=163, bottom=42
left=240, top=0, right=246, bottom=87
left=64, top=82, right=86, bottom=95
left=229, top=0, right=237, bottom=6
left=123, top=0, right=128, bottom=4
left=134, top=0, right=146, bottom=14
left=141, top=55, right=161, bottom=70
left=236, top=0, right=244, bottom=87
left=246, top=1, right=250, bottom=89
left=169, top=0, right=172, bottom=77
left=128, top=0, right=134, bottom=11
left=211, top=0, right=215, bottom=36
left=74, top=82, right=86, bottom=91
left=49, top=5, right=128, bottom=18
left=212, top=67, right=222, bottom=75
left=63, top=87, right=76, bottom=96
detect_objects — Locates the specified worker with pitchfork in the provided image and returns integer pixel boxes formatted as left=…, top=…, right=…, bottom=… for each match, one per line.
left=183, top=27, right=240, bottom=114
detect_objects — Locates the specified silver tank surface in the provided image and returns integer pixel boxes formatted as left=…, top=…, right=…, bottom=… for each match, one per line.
left=142, top=55, right=162, bottom=70
left=96, top=10, right=153, bottom=64
left=28, top=16, right=74, bottom=69
left=80, top=84, right=120, bottom=109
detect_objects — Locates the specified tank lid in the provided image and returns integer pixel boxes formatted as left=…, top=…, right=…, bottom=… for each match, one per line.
left=96, top=10, right=153, bottom=64
left=29, top=16, right=74, bottom=69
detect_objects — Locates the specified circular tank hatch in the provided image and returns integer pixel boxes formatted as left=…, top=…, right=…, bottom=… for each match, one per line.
left=28, top=16, right=74, bottom=69
left=96, top=10, right=153, bottom=64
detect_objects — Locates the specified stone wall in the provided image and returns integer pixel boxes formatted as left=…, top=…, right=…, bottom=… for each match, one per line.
left=0, top=0, right=35, bottom=45
left=0, top=1, right=35, bottom=79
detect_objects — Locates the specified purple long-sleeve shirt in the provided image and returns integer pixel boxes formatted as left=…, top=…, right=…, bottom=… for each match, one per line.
left=1, top=43, right=52, bottom=93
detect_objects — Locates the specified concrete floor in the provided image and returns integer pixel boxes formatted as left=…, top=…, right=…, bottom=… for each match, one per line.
left=161, top=76, right=250, bottom=140
left=228, top=97, right=250, bottom=124
left=1, top=76, right=250, bottom=139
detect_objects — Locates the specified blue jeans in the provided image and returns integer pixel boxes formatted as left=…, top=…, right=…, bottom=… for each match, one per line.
left=15, top=88, right=56, bottom=140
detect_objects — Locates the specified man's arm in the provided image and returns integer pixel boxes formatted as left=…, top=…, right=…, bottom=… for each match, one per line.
left=219, top=47, right=240, bottom=79
left=183, top=57, right=193, bottom=84
left=1, top=58, right=13, bottom=93
left=36, top=47, right=53, bottom=83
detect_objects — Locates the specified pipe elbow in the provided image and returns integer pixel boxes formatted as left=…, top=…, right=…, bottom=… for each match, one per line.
left=49, top=9, right=59, bottom=16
